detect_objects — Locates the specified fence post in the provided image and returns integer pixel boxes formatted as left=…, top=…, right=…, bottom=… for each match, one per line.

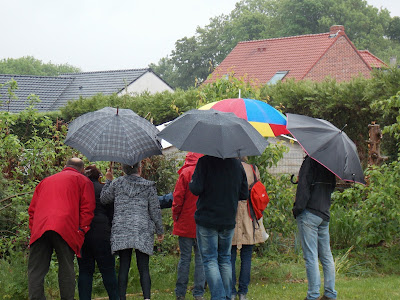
left=367, top=122, right=388, bottom=166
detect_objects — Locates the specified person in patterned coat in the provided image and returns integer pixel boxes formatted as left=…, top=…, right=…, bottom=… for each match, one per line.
left=100, top=161, right=164, bottom=300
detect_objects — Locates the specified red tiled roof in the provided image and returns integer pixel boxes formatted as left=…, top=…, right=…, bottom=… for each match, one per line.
left=205, top=29, right=378, bottom=85
left=358, top=50, right=387, bottom=68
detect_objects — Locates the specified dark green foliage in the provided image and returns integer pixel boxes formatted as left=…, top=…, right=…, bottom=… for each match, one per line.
left=140, top=155, right=180, bottom=196
left=0, top=56, right=80, bottom=76
left=387, top=16, right=400, bottom=42
left=60, top=89, right=199, bottom=125
left=330, top=159, right=400, bottom=249
left=261, top=68, right=400, bottom=161
left=198, top=72, right=262, bottom=103
left=0, top=251, right=29, bottom=298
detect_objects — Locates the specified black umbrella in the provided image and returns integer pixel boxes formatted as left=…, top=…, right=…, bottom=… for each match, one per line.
left=157, top=109, right=269, bottom=159
left=286, top=113, right=365, bottom=184
left=64, top=107, right=162, bottom=165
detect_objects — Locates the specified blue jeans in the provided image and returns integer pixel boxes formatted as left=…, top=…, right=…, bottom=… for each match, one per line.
left=231, top=244, right=254, bottom=296
left=297, top=210, right=337, bottom=300
left=175, top=237, right=205, bottom=297
left=77, top=235, right=118, bottom=300
left=196, top=225, right=234, bottom=300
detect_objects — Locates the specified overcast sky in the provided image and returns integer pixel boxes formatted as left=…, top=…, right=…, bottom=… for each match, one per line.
left=1, top=0, right=399, bottom=72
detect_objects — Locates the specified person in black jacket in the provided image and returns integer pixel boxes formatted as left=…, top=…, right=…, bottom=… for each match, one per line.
left=189, top=155, right=248, bottom=300
left=293, top=156, right=338, bottom=300
left=77, top=165, right=118, bottom=300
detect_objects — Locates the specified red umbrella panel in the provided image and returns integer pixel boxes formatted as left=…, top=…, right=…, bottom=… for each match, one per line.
left=199, top=98, right=289, bottom=137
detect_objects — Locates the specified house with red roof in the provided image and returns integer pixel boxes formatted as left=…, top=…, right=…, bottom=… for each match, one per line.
left=205, top=25, right=386, bottom=86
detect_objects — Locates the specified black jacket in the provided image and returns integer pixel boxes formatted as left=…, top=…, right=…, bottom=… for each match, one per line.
left=293, top=156, right=336, bottom=222
left=86, top=179, right=114, bottom=240
left=189, top=156, right=248, bottom=230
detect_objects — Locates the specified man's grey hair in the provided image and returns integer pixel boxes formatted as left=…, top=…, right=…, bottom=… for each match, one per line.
left=65, top=157, right=84, bottom=172
left=122, top=161, right=141, bottom=175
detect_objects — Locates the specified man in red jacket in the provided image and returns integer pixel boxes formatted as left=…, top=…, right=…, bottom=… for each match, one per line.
left=172, top=152, right=205, bottom=300
left=28, top=157, right=95, bottom=300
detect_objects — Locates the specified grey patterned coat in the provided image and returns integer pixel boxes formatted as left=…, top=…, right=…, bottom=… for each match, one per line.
left=100, top=175, right=164, bottom=255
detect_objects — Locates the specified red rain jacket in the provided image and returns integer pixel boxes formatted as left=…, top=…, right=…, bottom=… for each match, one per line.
left=28, top=167, right=95, bottom=257
left=172, top=152, right=203, bottom=238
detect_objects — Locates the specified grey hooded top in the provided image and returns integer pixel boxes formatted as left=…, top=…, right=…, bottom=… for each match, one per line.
left=100, top=175, right=164, bottom=255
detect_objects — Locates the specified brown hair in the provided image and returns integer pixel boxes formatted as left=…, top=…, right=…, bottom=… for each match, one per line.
left=84, top=165, right=102, bottom=180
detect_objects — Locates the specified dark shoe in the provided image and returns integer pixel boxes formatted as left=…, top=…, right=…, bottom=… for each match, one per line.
left=319, top=296, right=336, bottom=300
left=176, top=296, right=185, bottom=300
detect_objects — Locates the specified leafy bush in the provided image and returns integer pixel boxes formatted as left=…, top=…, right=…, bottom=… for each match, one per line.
left=330, top=159, right=400, bottom=248
left=0, top=250, right=29, bottom=298
left=59, top=89, right=199, bottom=125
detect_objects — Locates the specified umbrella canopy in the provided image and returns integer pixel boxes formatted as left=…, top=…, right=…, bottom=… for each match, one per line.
left=286, top=113, right=365, bottom=184
left=199, top=98, right=289, bottom=137
left=157, top=109, right=269, bottom=159
left=64, top=107, right=162, bottom=165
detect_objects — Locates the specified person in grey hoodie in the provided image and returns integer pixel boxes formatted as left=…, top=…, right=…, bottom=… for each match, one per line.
left=101, top=161, right=164, bottom=300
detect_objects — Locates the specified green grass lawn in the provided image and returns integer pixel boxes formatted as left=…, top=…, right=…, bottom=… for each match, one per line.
left=2, top=247, right=398, bottom=299
left=90, top=253, right=400, bottom=300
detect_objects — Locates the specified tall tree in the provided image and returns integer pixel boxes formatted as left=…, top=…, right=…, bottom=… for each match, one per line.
left=387, top=16, right=400, bottom=42
left=0, top=56, right=81, bottom=76
left=150, top=0, right=400, bottom=89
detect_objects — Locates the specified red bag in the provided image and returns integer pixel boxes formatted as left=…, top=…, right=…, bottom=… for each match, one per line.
left=248, top=165, right=269, bottom=221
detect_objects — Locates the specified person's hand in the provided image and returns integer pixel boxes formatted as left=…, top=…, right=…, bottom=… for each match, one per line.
left=157, top=234, right=164, bottom=243
left=105, top=168, right=113, bottom=181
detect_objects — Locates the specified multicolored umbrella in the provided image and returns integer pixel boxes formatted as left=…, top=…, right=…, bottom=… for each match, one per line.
left=199, top=98, right=289, bottom=137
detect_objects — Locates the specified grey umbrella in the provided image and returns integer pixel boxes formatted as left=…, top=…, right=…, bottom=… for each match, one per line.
left=157, top=109, right=269, bottom=159
left=286, top=113, right=365, bottom=184
left=64, top=107, right=162, bottom=165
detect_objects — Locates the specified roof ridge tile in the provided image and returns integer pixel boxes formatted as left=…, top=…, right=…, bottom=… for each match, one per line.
left=0, top=74, right=74, bottom=79
left=238, top=32, right=330, bottom=44
left=61, top=68, right=150, bottom=75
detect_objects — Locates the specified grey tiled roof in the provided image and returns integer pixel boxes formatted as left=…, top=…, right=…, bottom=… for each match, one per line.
left=55, top=68, right=150, bottom=109
left=0, top=74, right=74, bottom=112
left=0, top=68, right=154, bottom=113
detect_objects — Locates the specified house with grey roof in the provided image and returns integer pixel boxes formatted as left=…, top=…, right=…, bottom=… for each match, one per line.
left=0, top=68, right=173, bottom=113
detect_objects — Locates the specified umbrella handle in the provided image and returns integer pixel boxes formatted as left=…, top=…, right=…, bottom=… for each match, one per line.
left=108, top=161, right=114, bottom=174
left=290, top=174, right=298, bottom=184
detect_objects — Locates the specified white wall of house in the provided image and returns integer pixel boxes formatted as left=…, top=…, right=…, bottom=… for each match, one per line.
left=119, top=72, right=173, bottom=95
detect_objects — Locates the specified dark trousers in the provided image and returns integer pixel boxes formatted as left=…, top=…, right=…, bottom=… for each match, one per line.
left=77, top=233, right=119, bottom=300
left=231, top=244, right=254, bottom=296
left=28, top=230, right=75, bottom=300
left=118, top=248, right=151, bottom=300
